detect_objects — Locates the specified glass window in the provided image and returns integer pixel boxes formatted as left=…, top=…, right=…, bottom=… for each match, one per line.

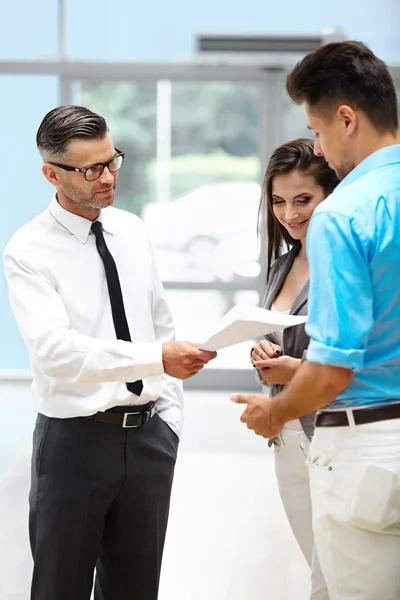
left=0, top=75, right=59, bottom=370
left=67, top=0, right=188, bottom=61
left=0, top=1, right=57, bottom=59
left=0, top=79, right=58, bottom=578
left=76, top=81, right=261, bottom=281
left=282, top=90, right=310, bottom=142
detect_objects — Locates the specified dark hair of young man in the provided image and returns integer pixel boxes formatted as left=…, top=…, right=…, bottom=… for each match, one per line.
left=287, top=41, right=398, bottom=133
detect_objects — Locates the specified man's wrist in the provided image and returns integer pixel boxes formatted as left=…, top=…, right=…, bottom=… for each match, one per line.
left=291, top=357, right=302, bottom=377
left=269, top=395, right=286, bottom=431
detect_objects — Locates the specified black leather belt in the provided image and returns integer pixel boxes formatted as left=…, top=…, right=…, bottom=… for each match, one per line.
left=86, top=402, right=155, bottom=428
left=315, top=402, right=400, bottom=427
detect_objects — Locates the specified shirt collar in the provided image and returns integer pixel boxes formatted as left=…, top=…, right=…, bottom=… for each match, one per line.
left=48, top=196, right=115, bottom=243
left=336, top=144, right=400, bottom=191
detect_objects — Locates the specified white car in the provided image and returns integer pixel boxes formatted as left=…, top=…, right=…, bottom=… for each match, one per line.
left=141, top=182, right=262, bottom=270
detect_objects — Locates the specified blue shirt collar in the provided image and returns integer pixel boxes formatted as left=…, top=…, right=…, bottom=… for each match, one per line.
left=337, top=144, right=400, bottom=190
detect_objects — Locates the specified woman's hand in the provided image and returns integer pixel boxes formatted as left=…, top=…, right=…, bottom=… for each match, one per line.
left=251, top=340, right=282, bottom=364
left=255, top=355, right=301, bottom=385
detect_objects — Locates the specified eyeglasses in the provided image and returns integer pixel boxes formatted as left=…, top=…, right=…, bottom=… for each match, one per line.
left=48, top=149, right=125, bottom=181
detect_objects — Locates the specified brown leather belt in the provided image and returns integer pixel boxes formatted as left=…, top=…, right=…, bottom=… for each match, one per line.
left=86, top=402, right=155, bottom=428
left=315, top=402, right=400, bottom=427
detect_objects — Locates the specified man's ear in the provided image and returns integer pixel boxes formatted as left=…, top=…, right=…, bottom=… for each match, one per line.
left=42, top=163, right=62, bottom=188
left=337, top=104, right=358, bottom=136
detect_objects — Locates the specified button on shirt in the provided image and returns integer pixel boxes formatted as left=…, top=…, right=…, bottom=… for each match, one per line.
left=306, top=144, right=400, bottom=409
left=3, top=197, right=183, bottom=436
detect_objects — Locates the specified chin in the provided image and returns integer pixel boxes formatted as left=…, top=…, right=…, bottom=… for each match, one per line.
left=103, top=196, right=115, bottom=207
left=333, top=163, right=352, bottom=181
left=94, top=196, right=114, bottom=209
left=284, top=226, right=308, bottom=242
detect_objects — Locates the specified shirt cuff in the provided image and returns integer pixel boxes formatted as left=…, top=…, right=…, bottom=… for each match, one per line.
left=135, top=342, right=164, bottom=378
left=306, top=339, right=365, bottom=372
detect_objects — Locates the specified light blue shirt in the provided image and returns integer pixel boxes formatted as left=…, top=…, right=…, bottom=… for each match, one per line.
left=306, top=144, right=400, bottom=408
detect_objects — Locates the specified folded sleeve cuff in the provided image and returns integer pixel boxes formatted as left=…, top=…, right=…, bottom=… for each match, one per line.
left=306, top=339, right=365, bottom=372
left=133, top=342, right=164, bottom=378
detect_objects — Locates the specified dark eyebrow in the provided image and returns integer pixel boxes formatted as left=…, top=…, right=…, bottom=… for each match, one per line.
left=272, top=193, right=313, bottom=201
left=294, top=192, right=312, bottom=199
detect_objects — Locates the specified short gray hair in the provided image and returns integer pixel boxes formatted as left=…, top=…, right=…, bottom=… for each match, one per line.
left=36, top=105, right=109, bottom=160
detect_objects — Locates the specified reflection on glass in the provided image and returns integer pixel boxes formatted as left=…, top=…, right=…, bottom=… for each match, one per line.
left=144, top=182, right=261, bottom=282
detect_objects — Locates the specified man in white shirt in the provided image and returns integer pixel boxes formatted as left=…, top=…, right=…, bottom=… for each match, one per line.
left=3, top=105, right=216, bottom=600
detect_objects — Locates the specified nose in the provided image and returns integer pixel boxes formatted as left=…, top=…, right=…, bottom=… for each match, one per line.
left=314, top=138, right=324, bottom=157
left=284, top=206, right=300, bottom=222
left=99, top=166, right=115, bottom=185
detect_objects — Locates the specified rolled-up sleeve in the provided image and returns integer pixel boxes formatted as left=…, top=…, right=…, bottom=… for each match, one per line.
left=305, top=211, right=374, bottom=371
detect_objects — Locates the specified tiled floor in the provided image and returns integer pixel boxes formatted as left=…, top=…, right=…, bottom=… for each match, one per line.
left=0, top=383, right=310, bottom=599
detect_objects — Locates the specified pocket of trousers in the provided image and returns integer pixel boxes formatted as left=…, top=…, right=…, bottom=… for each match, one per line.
left=309, top=453, right=400, bottom=533
left=348, top=462, right=399, bottom=532
left=33, top=414, right=51, bottom=477
left=154, top=413, right=180, bottom=457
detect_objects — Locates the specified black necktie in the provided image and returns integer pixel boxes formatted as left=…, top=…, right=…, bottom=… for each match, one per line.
left=91, top=221, right=143, bottom=396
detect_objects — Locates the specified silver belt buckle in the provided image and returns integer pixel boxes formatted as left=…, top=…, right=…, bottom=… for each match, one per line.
left=122, top=412, right=140, bottom=428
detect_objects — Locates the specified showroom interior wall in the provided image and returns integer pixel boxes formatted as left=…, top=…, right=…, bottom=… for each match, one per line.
left=1, top=0, right=399, bottom=371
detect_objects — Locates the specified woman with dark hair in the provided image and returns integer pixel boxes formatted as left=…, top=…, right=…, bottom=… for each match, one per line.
left=251, top=138, right=338, bottom=600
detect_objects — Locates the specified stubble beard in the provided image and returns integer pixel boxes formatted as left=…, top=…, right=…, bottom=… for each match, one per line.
left=62, top=181, right=116, bottom=211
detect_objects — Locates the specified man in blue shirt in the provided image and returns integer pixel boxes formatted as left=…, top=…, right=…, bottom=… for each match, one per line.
left=231, top=41, right=400, bottom=599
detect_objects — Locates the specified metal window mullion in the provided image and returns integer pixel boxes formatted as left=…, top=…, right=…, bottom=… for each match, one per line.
left=58, top=77, right=72, bottom=105
left=255, top=69, right=287, bottom=297
left=0, top=60, right=278, bottom=82
left=58, top=0, right=68, bottom=61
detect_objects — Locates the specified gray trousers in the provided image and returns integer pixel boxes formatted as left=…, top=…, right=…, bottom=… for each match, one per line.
left=29, top=410, right=179, bottom=600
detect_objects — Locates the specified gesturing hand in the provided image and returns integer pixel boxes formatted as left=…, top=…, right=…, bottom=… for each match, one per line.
left=230, top=393, right=282, bottom=439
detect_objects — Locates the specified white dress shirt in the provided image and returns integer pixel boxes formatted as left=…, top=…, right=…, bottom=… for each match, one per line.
left=3, top=197, right=183, bottom=436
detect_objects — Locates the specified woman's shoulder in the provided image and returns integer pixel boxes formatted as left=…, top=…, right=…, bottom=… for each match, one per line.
left=268, top=242, right=301, bottom=282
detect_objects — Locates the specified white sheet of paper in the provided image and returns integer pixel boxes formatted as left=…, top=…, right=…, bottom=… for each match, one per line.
left=200, top=304, right=307, bottom=351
